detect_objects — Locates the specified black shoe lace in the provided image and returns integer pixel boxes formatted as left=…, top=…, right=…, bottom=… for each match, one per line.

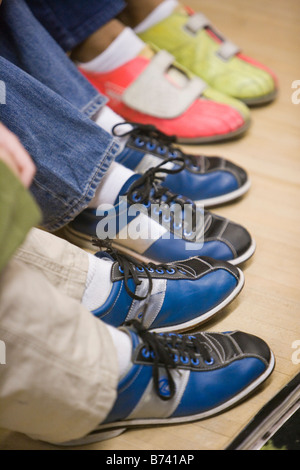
left=113, top=122, right=209, bottom=238
left=127, top=160, right=203, bottom=238
left=112, top=121, right=205, bottom=173
left=126, top=319, right=213, bottom=401
left=113, top=121, right=178, bottom=145
left=92, top=238, right=189, bottom=318
left=91, top=240, right=213, bottom=401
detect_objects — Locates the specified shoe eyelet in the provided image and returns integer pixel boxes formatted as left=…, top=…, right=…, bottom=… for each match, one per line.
left=135, top=137, right=145, bottom=147
left=188, top=164, right=200, bottom=172
left=132, top=192, right=142, bottom=203
left=180, top=355, right=189, bottom=365
left=191, top=358, right=200, bottom=366
left=138, top=312, right=143, bottom=319
left=136, top=266, right=145, bottom=272
left=143, top=201, right=151, bottom=209
left=173, top=222, right=182, bottom=230
left=173, top=353, right=179, bottom=363
left=142, top=347, right=150, bottom=358
left=166, top=268, right=176, bottom=275
left=119, top=266, right=124, bottom=274
left=183, top=229, right=193, bottom=238
left=146, top=142, right=156, bottom=151
left=155, top=268, right=165, bottom=274
left=178, top=269, right=187, bottom=275
left=163, top=214, right=171, bottom=223
left=169, top=151, right=178, bottom=158
left=185, top=198, right=194, bottom=205
left=147, top=267, right=155, bottom=273
left=157, top=146, right=167, bottom=155
left=205, top=357, right=215, bottom=366
left=153, top=206, right=162, bottom=215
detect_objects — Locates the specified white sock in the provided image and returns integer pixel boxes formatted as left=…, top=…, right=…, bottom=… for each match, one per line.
left=106, top=324, right=133, bottom=379
left=95, top=106, right=134, bottom=151
left=134, top=0, right=179, bottom=33
left=81, top=253, right=114, bottom=311
left=89, top=161, right=135, bottom=208
left=82, top=256, right=133, bottom=380
left=95, top=106, right=125, bottom=136
left=78, top=27, right=145, bottom=73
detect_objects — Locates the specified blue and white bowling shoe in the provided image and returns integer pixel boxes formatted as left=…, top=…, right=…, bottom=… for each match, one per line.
left=65, top=162, right=256, bottom=265
left=62, top=321, right=275, bottom=446
left=114, top=122, right=251, bottom=207
left=90, top=242, right=244, bottom=333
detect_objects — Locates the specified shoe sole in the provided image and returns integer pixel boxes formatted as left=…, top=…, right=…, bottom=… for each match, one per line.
left=195, top=178, right=251, bottom=208
left=63, top=226, right=256, bottom=267
left=176, top=119, right=251, bottom=145
left=59, top=351, right=275, bottom=447
left=241, top=88, right=278, bottom=107
left=229, top=238, right=256, bottom=266
left=150, top=267, right=245, bottom=333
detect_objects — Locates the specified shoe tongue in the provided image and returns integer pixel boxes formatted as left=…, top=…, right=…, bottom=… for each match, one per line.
left=138, top=45, right=191, bottom=88
left=115, top=174, right=141, bottom=203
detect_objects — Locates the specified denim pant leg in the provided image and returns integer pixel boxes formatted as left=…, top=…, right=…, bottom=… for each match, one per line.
left=0, top=57, right=120, bottom=232
left=0, top=0, right=120, bottom=231
left=0, top=0, right=108, bottom=118
left=26, top=0, right=127, bottom=51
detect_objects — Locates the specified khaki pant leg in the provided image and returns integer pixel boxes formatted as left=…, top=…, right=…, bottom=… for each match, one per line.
left=14, top=228, right=90, bottom=302
left=0, top=259, right=119, bottom=444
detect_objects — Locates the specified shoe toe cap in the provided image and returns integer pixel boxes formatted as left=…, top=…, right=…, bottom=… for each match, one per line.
left=207, top=157, right=249, bottom=189
left=223, top=161, right=249, bottom=188
left=187, top=99, right=248, bottom=139
left=229, top=331, right=273, bottom=367
left=221, top=221, right=254, bottom=261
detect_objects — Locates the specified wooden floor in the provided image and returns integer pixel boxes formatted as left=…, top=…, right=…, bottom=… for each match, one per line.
left=1, top=0, right=299, bottom=451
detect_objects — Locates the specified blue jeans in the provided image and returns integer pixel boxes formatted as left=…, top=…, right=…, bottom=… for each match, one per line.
left=0, top=0, right=120, bottom=232
left=26, top=0, right=126, bottom=51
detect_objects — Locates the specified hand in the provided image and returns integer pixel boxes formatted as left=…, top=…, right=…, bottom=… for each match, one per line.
left=0, top=123, right=36, bottom=188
